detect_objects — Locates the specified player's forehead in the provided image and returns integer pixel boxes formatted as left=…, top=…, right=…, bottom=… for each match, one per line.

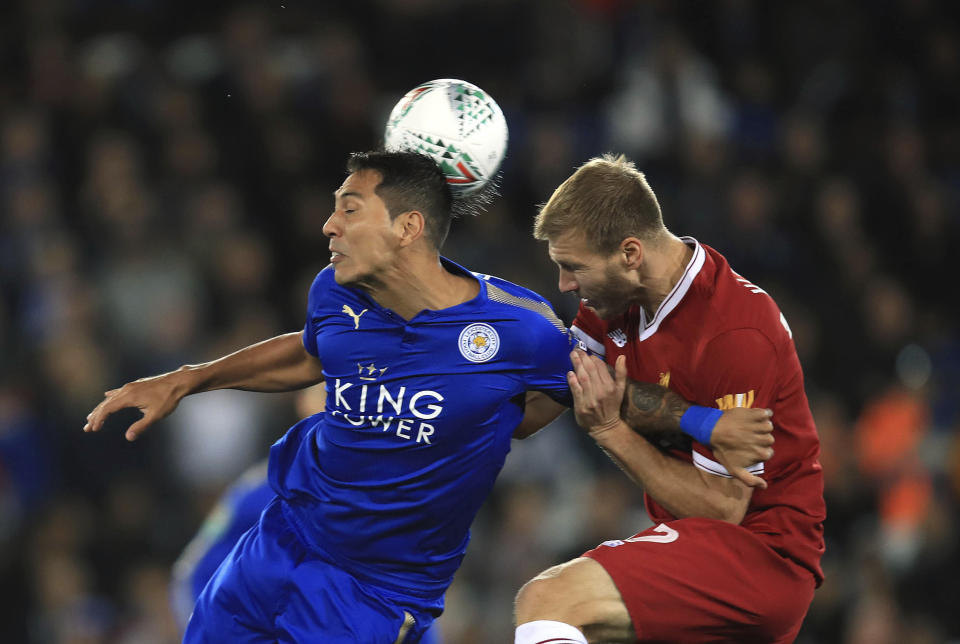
left=335, top=169, right=383, bottom=200
left=547, top=230, right=599, bottom=264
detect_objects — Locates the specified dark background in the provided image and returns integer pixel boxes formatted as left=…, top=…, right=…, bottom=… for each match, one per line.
left=1, top=0, right=958, bottom=641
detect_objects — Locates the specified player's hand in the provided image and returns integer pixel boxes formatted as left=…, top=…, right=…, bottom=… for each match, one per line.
left=83, top=373, right=186, bottom=441
left=568, top=350, right=627, bottom=437
left=710, top=408, right=775, bottom=490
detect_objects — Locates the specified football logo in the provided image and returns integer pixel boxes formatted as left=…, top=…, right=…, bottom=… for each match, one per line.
left=342, top=304, right=368, bottom=329
left=357, top=363, right=388, bottom=381
left=608, top=328, right=627, bottom=347
left=458, top=323, right=500, bottom=363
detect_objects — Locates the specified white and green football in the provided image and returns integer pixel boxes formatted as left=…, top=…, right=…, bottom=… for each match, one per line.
left=384, top=78, right=509, bottom=195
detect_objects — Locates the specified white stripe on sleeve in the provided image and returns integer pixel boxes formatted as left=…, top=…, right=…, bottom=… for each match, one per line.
left=570, top=325, right=606, bottom=357
left=692, top=450, right=765, bottom=478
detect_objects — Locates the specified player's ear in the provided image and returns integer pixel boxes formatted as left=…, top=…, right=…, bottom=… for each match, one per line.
left=620, top=237, right=643, bottom=269
left=396, top=210, right=426, bottom=246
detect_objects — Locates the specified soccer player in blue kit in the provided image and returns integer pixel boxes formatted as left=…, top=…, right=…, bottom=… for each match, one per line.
left=169, top=383, right=447, bottom=642
left=84, top=151, right=773, bottom=642
left=170, top=455, right=446, bottom=644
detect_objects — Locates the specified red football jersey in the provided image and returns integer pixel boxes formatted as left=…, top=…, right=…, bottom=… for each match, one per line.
left=572, top=238, right=826, bottom=584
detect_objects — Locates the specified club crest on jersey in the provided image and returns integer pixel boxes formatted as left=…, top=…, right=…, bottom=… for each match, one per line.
left=458, top=323, right=500, bottom=363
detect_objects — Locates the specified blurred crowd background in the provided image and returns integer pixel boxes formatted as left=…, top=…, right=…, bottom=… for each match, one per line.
left=1, top=0, right=958, bottom=642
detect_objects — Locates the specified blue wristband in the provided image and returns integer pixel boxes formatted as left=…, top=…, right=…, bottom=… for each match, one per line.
left=680, top=406, right=723, bottom=444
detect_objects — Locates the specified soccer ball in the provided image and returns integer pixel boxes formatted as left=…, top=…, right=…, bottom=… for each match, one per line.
left=384, top=78, right=508, bottom=195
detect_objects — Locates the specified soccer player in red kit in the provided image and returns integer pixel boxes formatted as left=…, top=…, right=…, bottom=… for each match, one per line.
left=513, top=155, right=825, bottom=644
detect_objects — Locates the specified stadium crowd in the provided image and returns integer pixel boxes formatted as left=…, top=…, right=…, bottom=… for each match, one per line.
left=0, top=0, right=958, bottom=642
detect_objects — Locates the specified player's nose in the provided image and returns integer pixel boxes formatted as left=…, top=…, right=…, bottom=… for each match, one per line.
left=322, top=211, right=342, bottom=238
left=558, top=270, right=578, bottom=294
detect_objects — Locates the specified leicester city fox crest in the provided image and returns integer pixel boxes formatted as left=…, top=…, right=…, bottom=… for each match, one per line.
left=458, top=323, right=500, bottom=363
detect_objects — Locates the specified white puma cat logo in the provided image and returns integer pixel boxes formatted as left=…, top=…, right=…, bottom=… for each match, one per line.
left=342, top=304, right=368, bottom=329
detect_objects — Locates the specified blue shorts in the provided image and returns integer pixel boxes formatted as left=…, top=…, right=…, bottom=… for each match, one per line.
left=184, top=497, right=443, bottom=643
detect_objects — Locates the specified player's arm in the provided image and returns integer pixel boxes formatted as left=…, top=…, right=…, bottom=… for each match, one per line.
left=514, top=371, right=773, bottom=490
left=619, top=377, right=774, bottom=489
left=84, top=331, right=324, bottom=441
left=569, top=351, right=751, bottom=523
left=513, top=391, right=568, bottom=439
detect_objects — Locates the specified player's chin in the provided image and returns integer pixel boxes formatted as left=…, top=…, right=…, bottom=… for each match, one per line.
left=585, top=301, right=619, bottom=320
left=332, top=266, right=377, bottom=291
left=331, top=266, right=356, bottom=285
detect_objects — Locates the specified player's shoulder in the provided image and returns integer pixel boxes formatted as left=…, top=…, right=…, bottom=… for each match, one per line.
left=475, top=272, right=567, bottom=334
left=477, top=272, right=549, bottom=304
left=307, top=264, right=334, bottom=293
left=700, top=244, right=791, bottom=341
left=308, top=265, right=363, bottom=304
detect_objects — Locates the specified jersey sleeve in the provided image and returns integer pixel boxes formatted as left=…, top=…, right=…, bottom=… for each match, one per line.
left=301, top=271, right=326, bottom=358
left=690, top=328, right=779, bottom=478
left=570, top=301, right=606, bottom=357
left=523, top=319, right=577, bottom=407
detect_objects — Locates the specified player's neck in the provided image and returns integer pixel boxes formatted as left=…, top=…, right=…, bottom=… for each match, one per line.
left=639, top=237, right=693, bottom=315
left=369, top=253, right=479, bottom=320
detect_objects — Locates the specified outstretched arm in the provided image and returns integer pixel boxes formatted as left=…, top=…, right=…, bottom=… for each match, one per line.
left=84, top=331, right=324, bottom=441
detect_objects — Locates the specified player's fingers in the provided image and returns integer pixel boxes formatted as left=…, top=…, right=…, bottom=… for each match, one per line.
left=614, top=354, right=627, bottom=388
left=125, top=416, right=154, bottom=442
left=84, top=403, right=108, bottom=433
left=570, top=350, right=586, bottom=381
left=570, top=351, right=586, bottom=379
left=91, top=396, right=127, bottom=430
left=589, top=353, right=612, bottom=381
left=87, top=388, right=140, bottom=433
left=759, top=434, right=775, bottom=447
left=83, top=407, right=97, bottom=432
left=729, top=465, right=766, bottom=489
left=581, top=353, right=613, bottom=392
left=572, top=353, right=599, bottom=395
left=733, top=468, right=768, bottom=490
left=751, top=447, right=774, bottom=462
left=756, top=414, right=774, bottom=432
left=566, top=371, right=583, bottom=399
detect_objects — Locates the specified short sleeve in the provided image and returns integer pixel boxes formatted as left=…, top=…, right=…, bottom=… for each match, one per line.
left=524, top=321, right=577, bottom=407
left=696, top=328, right=779, bottom=409
left=570, top=302, right=606, bottom=357
left=691, top=328, right=779, bottom=477
left=301, top=272, right=325, bottom=358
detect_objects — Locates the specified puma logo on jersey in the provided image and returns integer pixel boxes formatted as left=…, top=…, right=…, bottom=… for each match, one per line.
left=716, top=390, right=756, bottom=410
left=658, top=371, right=671, bottom=387
left=342, top=304, right=368, bottom=329
left=608, top=329, right=627, bottom=347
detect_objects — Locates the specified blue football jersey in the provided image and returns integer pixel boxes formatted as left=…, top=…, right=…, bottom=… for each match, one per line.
left=269, top=258, right=574, bottom=595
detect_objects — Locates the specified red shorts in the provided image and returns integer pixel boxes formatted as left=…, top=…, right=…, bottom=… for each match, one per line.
left=583, top=517, right=815, bottom=643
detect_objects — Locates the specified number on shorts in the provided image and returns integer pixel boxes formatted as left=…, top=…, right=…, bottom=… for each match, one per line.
left=625, top=523, right=678, bottom=544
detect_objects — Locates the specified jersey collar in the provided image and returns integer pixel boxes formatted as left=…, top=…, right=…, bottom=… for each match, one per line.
left=637, top=236, right=704, bottom=341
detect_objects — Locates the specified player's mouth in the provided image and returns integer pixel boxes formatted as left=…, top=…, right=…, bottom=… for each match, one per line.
left=330, top=250, right=345, bottom=263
